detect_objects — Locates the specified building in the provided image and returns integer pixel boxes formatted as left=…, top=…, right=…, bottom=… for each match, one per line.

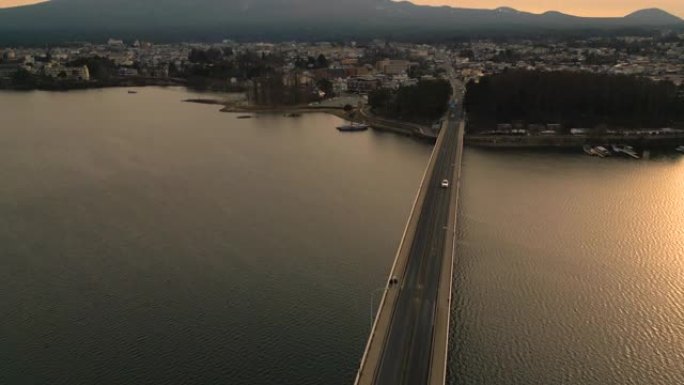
left=107, top=38, right=125, bottom=47
left=42, top=63, right=90, bottom=81
left=375, top=59, right=416, bottom=75
left=2, top=49, right=16, bottom=61
left=332, top=78, right=348, bottom=94
left=117, top=67, right=138, bottom=77
left=347, top=76, right=381, bottom=93
left=570, top=128, right=590, bottom=135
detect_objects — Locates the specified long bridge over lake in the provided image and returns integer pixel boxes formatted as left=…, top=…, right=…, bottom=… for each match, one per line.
left=353, top=77, right=465, bottom=385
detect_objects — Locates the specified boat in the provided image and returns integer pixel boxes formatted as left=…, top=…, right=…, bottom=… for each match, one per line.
left=583, top=145, right=611, bottom=158
left=676, top=145, right=684, bottom=153
left=595, top=146, right=611, bottom=157
left=127, top=90, right=138, bottom=94
left=236, top=115, right=253, bottom=119
left=611, top=144, right=640, bottom=159
left=337, top=122, right=369, bottom=132
left=583, top=145, right=598, bottom=156
left=284, top=112, right=302, bottom=118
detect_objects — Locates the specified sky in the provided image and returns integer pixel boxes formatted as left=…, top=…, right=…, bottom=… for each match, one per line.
left=0, top=0, right=682, bottom=18
left=411, top=0, right=683, bottom=17
left=0, top=0, right=47, bottom=8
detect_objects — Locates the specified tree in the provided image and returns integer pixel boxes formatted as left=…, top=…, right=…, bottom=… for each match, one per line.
left=463, top=70, right=684, bottom=132
left=11, top=68, right=35, bottom=86
left=459, top=49, right=475, bottom=59
left=369, top=80, right=452, bottom=123
left=67, top=57, right=117, bottom=81
left=316, top=78, right=333, bottom=97
left=316, top=54, right=329, bottom=68
left=188, top=48, right=223, bottom=64
left=369, top=88, right=393, bottom=110
left=188, top=48, right=207, bottom=63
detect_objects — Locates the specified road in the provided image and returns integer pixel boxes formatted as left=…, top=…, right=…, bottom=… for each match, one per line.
left=371, top=91, right=463, bottom=385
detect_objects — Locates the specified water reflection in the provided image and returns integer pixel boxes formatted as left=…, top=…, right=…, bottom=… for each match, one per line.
left=449, top=148, right=684, bottom=385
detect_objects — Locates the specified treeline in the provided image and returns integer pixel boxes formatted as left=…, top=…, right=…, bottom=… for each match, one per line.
left=67, top=57, right=118, bottom=81
left=464, top=70, right=684, bottom=131
left=183, top=48, right=283, bottom=90
left=369, top=79, right=452, bottom=123
left=294, top=54, right=329, bottom=69
left=248, top=75, right=317, bottom=106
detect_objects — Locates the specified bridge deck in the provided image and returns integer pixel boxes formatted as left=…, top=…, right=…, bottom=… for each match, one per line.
left=354, top=103, right=464, bottom=385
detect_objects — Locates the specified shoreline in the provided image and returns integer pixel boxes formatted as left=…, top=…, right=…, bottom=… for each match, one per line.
left=183, top=98, right=435, bottom=140
left=0, top=77, right=186, bottom=91
left=219, top=104, right=353, bottom=121
left=4, top=82, right=680, bottom=150
left=466, top=134, right=684, bottom=149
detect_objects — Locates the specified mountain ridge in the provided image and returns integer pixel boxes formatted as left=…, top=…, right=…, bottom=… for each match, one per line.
left=0, top=0, right=681, bottom=44
left=624, top=8, right=683, bottom=24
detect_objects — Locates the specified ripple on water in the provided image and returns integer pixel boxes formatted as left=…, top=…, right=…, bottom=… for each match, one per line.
left=449, top=150, right=684, bottom=385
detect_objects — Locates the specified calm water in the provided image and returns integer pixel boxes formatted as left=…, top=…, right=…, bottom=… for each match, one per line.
left=449, top=149, right=684, bottom=385
left=0, top=87, right=431, bottom=384
left=1, top=88, right=683, bottom=385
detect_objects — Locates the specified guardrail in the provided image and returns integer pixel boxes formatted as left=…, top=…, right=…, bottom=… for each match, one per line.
left=353, top=107, right=449, bottom=385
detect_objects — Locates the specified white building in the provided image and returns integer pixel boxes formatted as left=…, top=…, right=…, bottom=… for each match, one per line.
left=42, top=63, right=90, bottom=81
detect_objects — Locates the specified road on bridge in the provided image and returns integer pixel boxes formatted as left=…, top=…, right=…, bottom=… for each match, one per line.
left=371, top=101, right=462, bottom=385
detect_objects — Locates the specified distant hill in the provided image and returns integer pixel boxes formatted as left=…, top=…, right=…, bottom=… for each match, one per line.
left=0, top=0, right=682, bottom=44
left=624, top=8, right=684, bottom=25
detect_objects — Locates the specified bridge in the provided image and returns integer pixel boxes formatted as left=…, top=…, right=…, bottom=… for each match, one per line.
left=354, top=78, right=465, bottom=385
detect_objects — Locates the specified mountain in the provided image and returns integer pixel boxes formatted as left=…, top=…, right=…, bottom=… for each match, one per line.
left=624, top=8, right=684, bottom=25
left=0, top=0, right=682, bottom=44
left=494, top=7, right=521, bottom=14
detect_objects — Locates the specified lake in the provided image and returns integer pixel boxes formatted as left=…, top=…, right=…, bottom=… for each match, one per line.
left=0, top=87, right=431, bottom=384
left=449, top=148, right=684, bottom=385
left=1, top=87, right=682, bottom=385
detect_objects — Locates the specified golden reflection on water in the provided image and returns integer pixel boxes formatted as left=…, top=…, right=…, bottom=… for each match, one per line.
left=452, top=150, right=684, bottom=385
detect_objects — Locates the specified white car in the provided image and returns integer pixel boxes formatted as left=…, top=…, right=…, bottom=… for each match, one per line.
left=441, top=179, right=449, bottom=188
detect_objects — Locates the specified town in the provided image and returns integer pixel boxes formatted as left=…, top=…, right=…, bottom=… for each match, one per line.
left=1, top=33, right=684, bottom=144
left=2, top=33, right=684, bottom=91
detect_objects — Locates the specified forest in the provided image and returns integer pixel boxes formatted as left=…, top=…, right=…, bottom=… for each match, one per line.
left=368, top=79, right=452, bottom=124
left=464, top=70, right=684, bottom=132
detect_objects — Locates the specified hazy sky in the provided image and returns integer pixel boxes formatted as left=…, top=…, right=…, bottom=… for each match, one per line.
left=0, top=0, right=47, bottom=8
left=412, top=0, right=683, bottom=17
left=0, top=0, right=682, bottom=17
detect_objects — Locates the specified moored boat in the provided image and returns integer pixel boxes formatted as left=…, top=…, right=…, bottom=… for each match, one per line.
left=337, top=122, right=369, bottom=132
left=583, top=145, right=598, bottom=156
left=595, top=146, right=611, bottom=157
left=612, top=144, right=640, bottom=159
